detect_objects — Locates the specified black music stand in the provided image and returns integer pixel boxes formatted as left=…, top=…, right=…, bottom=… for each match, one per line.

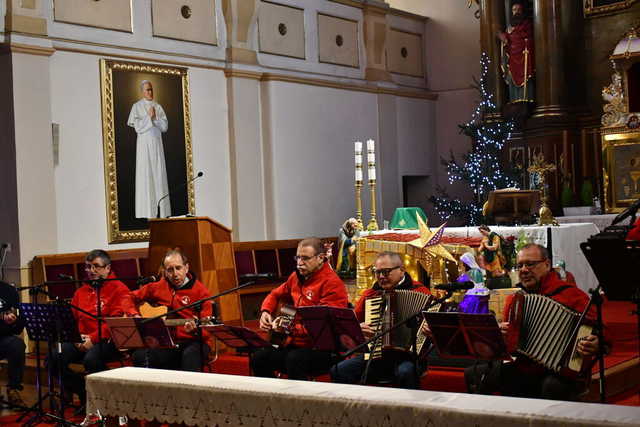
left=105, top=317, right=175, bottom=350
left=581, top=237, right=640, bottom=403
left=297, top=306, right=364, bottom=352
left=19, top=303, right=82, bottom=426
left=422, top=312, right=511, bottom=361
left=202, top=324, right=271, bottom=352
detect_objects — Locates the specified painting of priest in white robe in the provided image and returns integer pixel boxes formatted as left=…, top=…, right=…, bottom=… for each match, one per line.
left=127, top=80, right=171, bottom=218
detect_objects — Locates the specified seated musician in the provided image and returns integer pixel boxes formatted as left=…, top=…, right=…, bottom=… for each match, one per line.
left=132, top=249, right=213, bottom=372
left=464, top=243, right=607, bottom=400
left=0, top=281, right=26, bottom=407
left=49, top=249, right=137, bottom=408
left=251, top=237, right=349, bottom=380
left=330, top=251, right=430, bottom=389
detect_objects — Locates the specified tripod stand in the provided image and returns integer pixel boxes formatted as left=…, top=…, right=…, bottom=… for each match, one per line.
left=18, top=299, right=83, bottom=427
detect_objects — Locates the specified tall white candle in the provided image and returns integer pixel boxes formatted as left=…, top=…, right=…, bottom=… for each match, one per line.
left=355, top=154, right=363, bottom=165
left=368, top=166, right=376, bottom=181
left=355, top=141, right=363, bottom=153
left=367, top=139, right=375, bottom=151
left=355, top=169, right=363, bottom=182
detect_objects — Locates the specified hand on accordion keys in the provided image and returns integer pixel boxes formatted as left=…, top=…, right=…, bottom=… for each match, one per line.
left=360, top=322, right=375, bottom=339
left=577, top=334, right=599, bottom=357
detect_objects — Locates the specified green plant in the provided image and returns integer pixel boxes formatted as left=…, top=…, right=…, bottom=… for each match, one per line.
left=560, top=184, right=576, bottom=208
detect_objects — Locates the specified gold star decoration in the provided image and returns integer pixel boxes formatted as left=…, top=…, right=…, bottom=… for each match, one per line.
left=408, top=214, right=457, bottom=266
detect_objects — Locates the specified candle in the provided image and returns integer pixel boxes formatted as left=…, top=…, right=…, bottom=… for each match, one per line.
left=356, top=169, right=363, bottom=182
left=355, top=154, right=363, bottom=165
left=367, top=139, right=375, bottom=151
left=368, top=152, right=376, bottom=163
left=355, top=141, right=363, bottom=153
left=368, top=166, right=376, bottom=181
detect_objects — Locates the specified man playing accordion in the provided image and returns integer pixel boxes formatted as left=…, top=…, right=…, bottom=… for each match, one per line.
left=465, top=243, right=607, bottom=400
left=330, top=251, right=431, bottom=389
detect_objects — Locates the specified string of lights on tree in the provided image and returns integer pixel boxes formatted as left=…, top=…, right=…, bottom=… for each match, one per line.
left=430, top=53, right=522, bottom=225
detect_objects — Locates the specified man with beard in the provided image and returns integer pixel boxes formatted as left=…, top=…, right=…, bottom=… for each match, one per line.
left=251, top=237, right=349, bottom=380
left=497, top=2, right=535, bottom=103
left=464, top=244, right=606, bottom=400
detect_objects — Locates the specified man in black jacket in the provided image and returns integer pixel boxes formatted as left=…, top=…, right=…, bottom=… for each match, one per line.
left=0, top=280, right=26, bottom=407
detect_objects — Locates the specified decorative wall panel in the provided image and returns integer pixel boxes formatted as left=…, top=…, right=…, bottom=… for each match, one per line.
left=387, top=29, right=423, bottom=77
left=318, top=14, right=359, bottom=68
left=258, top=1, right=305, bottom=59
left=53, top=0, right=132, bottom=32
left=152, top=0, right=217, bottom=45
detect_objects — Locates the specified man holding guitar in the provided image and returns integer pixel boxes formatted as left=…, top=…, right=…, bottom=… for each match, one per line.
left=251, top=237, right=349, bottom=380
left=131, top=249, right=213, bottom=372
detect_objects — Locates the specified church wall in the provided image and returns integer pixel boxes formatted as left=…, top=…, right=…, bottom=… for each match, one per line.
left=389, top=0, right=480, bottom=222
left=11, top=50, right=59, bottom=267
left=49, top=51, right=231, bottom=253
left=264, top=80, right=379, bottom=239
left=2, top=0, right=447, bottom=279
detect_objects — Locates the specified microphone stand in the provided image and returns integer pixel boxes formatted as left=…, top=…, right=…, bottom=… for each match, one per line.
left=137, top=279, right=258, bottom=372
left=156, top=172, right=203, bottom=218
left=139, top=280, right=258, bottom=326
left=16, top=282, right=97, bottom=427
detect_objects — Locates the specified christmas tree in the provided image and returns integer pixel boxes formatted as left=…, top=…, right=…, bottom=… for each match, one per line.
left=430, top=53, right=521, bottom=225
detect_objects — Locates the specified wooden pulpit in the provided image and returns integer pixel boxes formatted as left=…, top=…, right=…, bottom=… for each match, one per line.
left=147, top=217, right=242, bottom=326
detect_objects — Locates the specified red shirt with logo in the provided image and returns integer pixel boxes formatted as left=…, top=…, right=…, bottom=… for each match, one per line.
left=132, top=273, right=213, bottom=342
left=261, top=262, right=349, bottom=347
left=71, top=272, right=137, bottom=343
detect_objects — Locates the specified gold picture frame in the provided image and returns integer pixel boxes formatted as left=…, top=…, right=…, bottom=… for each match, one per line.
left=602, top=130, right=640, bottom=213
left=584, top=0, right=638, bottom=17
left=100, top=59, right=195, bottom=243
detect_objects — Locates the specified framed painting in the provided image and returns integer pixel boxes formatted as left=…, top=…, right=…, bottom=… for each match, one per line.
left=100, top=59, right=195, bottom=243
left=602, top=131, right=640, bottom=213
left=584, top=0, right=638, bottom=17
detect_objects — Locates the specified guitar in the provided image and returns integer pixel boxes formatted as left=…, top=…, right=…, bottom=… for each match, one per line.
left=269, top=305, right=297, bottom=346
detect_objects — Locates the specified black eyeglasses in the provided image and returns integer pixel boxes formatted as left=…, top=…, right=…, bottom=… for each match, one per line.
left=516, top=260, right=545, bottom=270
left=372, top=266, right=401, bottom=277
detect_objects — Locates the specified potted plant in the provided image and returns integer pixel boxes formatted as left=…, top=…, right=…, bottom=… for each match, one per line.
left=561, top=180, right=594, bottom=216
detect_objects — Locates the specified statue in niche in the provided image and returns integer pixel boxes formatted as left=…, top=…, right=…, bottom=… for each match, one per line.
left=497, top=2, right=535, bottom=103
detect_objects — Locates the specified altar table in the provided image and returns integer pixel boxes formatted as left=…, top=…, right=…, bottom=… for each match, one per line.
left=86, top=367, right=640, bottom=427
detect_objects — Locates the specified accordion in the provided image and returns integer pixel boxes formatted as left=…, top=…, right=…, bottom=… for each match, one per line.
left=364, top=290, right=434, bottom=361
left=506, top=292, right=593, bottom=376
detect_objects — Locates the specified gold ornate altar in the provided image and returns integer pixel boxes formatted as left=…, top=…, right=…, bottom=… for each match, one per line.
left=601, top=24, right=640, bottom=213
left=355, top=217, right=473, bottom=297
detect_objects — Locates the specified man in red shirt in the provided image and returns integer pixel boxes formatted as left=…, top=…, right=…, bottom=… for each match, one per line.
left=330, top=251, right=431, bottom=389
left=251, top=237, right=349, bottom=380
left=465, top=243, right=605, bottom=400
left=131, top=249, right=213, bottom=372
left=49, top=249, right=137, bottom=407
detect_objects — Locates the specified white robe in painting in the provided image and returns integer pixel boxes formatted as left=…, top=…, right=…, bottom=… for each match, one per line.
left=127, top=99, right=171, bottom=218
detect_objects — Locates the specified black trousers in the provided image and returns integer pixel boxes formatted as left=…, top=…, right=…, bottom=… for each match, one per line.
left=465, top=361, right=585, bottom=401
left=47, top=341, right=120, bottom=404
left=132, top=341, right=210, bottom=372
left=250, top=347, right=334, bottom=380
left=0, top=335, right=26, bottom=390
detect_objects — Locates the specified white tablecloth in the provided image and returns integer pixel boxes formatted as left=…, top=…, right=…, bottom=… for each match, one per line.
left=556, top=214, right=617, bottom=232
left=365, top=223, right=600, bottom=293
left=86, top=367, right=640, bottom=427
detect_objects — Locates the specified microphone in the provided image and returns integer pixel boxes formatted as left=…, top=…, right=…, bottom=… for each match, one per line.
left=58, top=274, right=74, bottom=281
left=136, top=275, right=158, bottom=286
left=434, top=282, right=474, bottom=292
left=239, top=273, right=276, bottom=281
left=156, top=171, right=204, bottom=218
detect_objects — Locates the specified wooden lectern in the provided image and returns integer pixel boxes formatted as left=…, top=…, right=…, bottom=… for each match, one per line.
left=147, top=217, right=242, bottom=326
